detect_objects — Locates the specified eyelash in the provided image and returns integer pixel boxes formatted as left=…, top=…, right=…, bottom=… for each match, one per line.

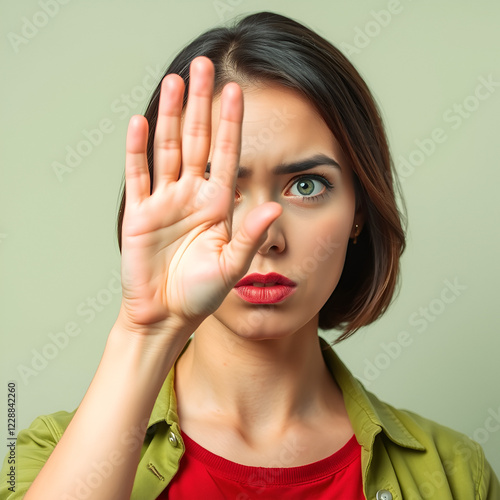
left=287, top=173, right=334, bottom=203
left=233, top=173, right=334, bottom=203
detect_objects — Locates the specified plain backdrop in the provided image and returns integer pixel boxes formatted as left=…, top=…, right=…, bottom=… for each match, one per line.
left=1, top=0, right=499, bottom=477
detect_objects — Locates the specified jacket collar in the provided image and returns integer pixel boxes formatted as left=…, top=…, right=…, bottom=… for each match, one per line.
left=146, top=337, right=425, bottom=452
left=320, top=337, right=425, bottom=452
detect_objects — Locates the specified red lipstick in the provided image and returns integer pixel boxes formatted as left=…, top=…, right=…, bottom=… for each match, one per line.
left=234, top=273, right=297, bottom=304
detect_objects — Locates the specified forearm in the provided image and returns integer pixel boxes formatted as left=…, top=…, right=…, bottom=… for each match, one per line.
left=24, top=319, right=191, bottom=500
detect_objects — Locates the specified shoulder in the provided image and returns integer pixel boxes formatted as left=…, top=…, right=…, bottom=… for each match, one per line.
left=364, top=389, right=500, bottom=499
left=15, top=408, right=78, bottom=452
left=0, top=409, right=77, bottom=499
left=22, top=408, right=77, bottom=442
left=320, top=342, right=499, bottom=498
left=392, top=400, right=478, bottom=457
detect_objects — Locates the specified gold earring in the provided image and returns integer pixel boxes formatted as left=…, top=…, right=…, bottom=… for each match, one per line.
left=353, top=224, right=359, bottom=245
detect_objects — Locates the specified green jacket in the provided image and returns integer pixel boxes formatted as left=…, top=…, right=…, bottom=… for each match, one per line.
left=1, top=338, right=499, bottom=499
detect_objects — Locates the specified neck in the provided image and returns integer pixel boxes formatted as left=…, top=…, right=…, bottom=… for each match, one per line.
left=175, top=315, right=341, bottom=434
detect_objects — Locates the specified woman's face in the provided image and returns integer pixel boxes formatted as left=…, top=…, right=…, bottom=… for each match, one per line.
left=205, top=83, right=361, bottom=340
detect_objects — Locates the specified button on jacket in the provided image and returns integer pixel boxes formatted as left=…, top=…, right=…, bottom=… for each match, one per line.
left=1, top=338, right=499, bottom=499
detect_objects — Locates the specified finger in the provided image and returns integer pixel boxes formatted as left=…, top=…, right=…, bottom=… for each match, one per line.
left=181, top=56, right=214, bottom=176
left=209, top=82, right=243, bottom=197
left=221, top=202, right=283, bottom=285
left=153, top=74, right=184, bottom=191
left=125, top=115, right=150, bottom=205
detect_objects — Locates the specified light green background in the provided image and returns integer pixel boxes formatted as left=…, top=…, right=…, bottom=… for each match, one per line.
left=1, top=0, right=499, bottom=477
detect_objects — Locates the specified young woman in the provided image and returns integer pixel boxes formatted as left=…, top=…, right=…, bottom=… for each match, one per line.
left=1, top=11, right=498, bottom=500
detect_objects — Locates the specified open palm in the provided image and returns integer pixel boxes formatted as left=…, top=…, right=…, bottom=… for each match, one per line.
left=119, top=57, right=281, bottom=333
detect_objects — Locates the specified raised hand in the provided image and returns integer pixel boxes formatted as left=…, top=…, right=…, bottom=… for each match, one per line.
left=118, top=57, right=282, bottom=334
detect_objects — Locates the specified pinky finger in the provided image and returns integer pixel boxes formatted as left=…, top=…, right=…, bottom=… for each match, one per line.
left=125, top=115, right=150, bottom=205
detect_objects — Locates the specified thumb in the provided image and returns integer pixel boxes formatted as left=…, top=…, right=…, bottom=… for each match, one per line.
left=221, top=202, right=282, bottom=286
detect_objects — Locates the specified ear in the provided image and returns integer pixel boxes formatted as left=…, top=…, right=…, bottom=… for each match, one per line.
left=350, top=203, right=365, bottom=241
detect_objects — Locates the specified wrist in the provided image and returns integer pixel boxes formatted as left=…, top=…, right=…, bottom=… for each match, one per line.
left=114, top=304, right=196, bottom=343
left=113, top=308, right=195, bottom=368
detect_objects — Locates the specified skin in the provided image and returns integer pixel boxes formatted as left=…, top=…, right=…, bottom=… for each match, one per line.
left=24, top=56, right=363, bottom=498
left=175, top=82, right=364, bottom=466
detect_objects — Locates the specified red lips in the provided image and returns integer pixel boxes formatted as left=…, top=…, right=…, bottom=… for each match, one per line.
left=234, top=273, right=297, bottom=304
left=235, top=273, right=296, bottom=288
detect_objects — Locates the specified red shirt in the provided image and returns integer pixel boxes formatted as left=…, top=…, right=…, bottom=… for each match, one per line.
left=160, top=431, right=365, bottom=499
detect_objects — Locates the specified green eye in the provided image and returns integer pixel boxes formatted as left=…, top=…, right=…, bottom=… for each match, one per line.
left=290, top=177, right=325, bottom=197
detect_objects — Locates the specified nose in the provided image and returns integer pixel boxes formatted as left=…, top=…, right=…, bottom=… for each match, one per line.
left=257, top=216, right=286, bottom=255
left=233, top=185, right=285, bottom=255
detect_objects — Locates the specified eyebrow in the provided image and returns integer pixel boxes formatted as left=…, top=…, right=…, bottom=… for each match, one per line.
left=205, top=153, right=341, bottom=178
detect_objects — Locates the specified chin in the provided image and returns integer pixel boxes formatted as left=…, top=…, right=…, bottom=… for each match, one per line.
left=209, top=302, right=319, bottom=343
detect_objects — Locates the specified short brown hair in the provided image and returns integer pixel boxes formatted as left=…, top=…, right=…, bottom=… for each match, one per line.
left=116, top=11, right=406, bottom=342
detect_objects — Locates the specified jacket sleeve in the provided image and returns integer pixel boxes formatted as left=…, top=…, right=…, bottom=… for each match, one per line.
left=479, top=451, right=500, bottom=500
left=0, top=414, right=66, bottom=499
